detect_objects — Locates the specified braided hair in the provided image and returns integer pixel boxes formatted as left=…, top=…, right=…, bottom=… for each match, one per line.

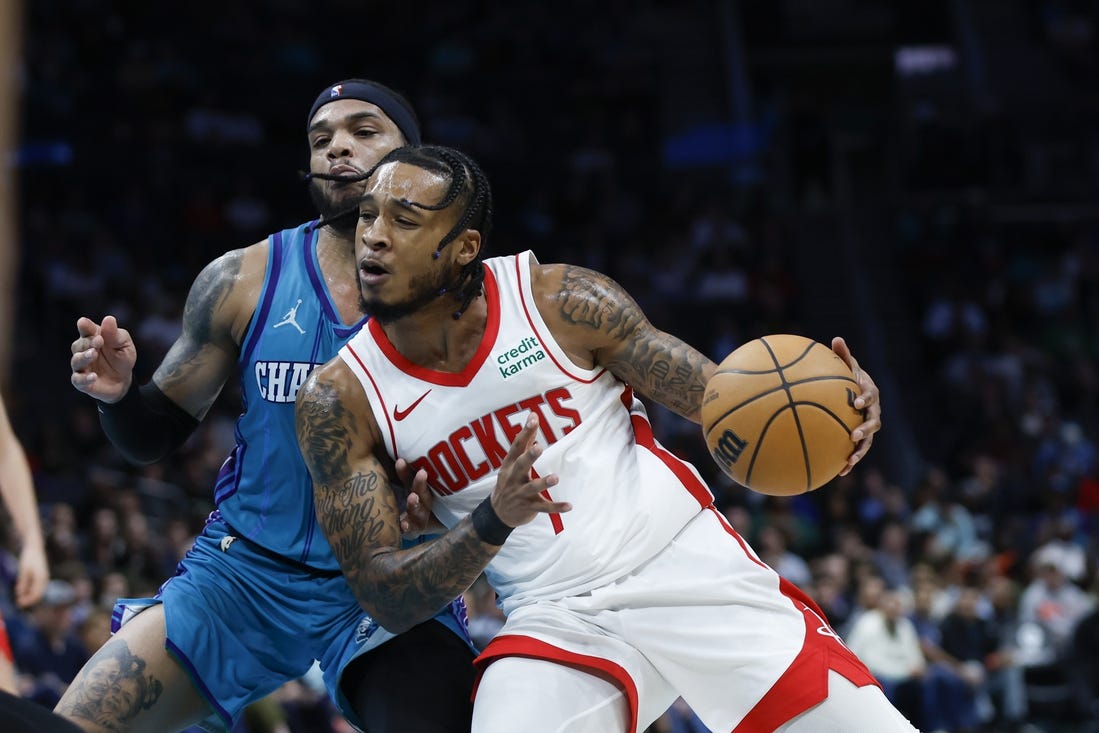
left=366, top=145, right=494, bottom=318
left=311, top=144, right=493, bottom=317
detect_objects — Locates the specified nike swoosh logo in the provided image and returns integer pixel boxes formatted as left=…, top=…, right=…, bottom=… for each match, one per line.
left=393, top=390, right=432, bottom=421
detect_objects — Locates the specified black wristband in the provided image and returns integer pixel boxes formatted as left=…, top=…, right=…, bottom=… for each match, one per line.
left=96, top=381, right=200, bottom=464
left=96, top=379, right=142, bottom=413
left=470, top=497, right=514, bottom=546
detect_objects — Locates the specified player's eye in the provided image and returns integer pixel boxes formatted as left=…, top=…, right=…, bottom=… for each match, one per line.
left=311, top=137, right=330, bottom=149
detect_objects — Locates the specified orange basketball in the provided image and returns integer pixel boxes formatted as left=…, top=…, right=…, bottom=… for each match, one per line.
left=701, top=334, right=864, bottom=496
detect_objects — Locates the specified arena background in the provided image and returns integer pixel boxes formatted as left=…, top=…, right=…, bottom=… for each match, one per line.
left=4, top=1, right=1099, bottom=731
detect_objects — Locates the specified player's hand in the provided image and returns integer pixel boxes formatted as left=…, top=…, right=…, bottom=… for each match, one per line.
left=14, top=541, right=49, bottom=609
left=396, top=458, right=442, bottom=537
left=70, top=316, right=138, bottom=402
left=491, top=414, right=569, bottom=527
left=831, top=336, right=881, bottom=474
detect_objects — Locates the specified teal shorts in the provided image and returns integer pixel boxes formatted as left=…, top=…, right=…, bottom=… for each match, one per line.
left=113, top=518, right=473, bottom=732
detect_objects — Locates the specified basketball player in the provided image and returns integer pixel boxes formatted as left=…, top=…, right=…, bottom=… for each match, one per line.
left=295, top=145, right=919, bottom=732
left=62, top=82, right=475, bottom=733
left=0, top=397, right=50, bottom=694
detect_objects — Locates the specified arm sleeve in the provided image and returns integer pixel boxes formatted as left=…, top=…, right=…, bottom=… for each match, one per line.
left=96, top=381, right=201, bottom=465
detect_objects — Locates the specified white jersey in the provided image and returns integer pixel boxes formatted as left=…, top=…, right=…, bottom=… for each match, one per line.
left=340, top=251, right=895, bottom=732
left=340, top=251, right=713, bottom=613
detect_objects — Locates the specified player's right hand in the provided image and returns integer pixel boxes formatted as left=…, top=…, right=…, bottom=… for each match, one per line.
left=70, top=315, right=138, bottom=402
left=490, top=414, right=569, bottom=528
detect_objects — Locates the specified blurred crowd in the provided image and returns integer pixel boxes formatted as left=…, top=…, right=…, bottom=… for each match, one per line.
left=3, top=1, right=1098, bottom=732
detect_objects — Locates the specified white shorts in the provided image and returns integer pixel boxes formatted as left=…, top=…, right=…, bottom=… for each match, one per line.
left=473, top=507, right=882, bottom=732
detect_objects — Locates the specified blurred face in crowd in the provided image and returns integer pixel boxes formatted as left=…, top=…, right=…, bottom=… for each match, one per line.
left=987, top=575, right=1018, bottom=612
left=880, top=591, right=905, bottom=622
left=34, top=601, right=75, bottom=639
left=954, top=587, right=982, bottom=619
left=913, top=581, right=936, bottom=615
left=307, top=100, right=407, bottom=223
left=857, top=575, right=886, bottom=610
left=1038, top=562, right=1066, bottom=590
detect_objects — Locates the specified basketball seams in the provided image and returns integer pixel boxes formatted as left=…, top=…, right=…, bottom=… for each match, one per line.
left=745, top=405, right=813, bottom=493
left=702, top=375, right=858, bottom=435
left=703, top=334, right=859, bottom=496
left=760, top=336, right=817, bottom=370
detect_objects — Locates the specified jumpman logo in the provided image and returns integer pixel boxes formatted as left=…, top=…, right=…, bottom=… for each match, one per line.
left=273, top=299, right=306, bottom=334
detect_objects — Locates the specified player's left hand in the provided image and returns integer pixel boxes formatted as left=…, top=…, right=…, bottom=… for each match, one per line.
left=831, top=336, right=881, bottom=475
left=396, top=457, right=443, bottom=537
left=15, top=541, right=49, bottom=609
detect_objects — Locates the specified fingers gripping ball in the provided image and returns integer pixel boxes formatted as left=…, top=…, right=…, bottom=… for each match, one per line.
left=702, top=334, right=864, bottom=496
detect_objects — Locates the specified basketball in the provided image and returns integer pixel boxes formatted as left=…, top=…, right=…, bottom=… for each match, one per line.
left=701, top=334, right=864, bottom=496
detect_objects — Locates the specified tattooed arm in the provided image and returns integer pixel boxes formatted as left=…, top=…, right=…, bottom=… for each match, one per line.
left=149, top=243, right=268, bottom=418
left=71, top=241, right=266, bottom=418
left=296, top=358, right=568, bottom=633
left=532, top=262, right=716, bottom=423
left=70, top=242, right=268, bottom=463
left=532, top=258, right=883, bottom=470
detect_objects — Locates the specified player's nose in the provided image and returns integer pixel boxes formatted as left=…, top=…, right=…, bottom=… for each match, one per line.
left=326, top=128, right=354, bottom=159
left=359, top=219, right=389, bottom=251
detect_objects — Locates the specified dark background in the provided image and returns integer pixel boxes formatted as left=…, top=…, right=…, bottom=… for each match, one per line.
left=5, top=1, right=1099, bottom=731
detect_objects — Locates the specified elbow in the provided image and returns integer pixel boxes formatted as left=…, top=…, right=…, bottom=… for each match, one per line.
left=116, top=443, right=171, bottom=465
left=361, top=602, right=415, bottom=635
left=121, top=450, right=164, bottom=466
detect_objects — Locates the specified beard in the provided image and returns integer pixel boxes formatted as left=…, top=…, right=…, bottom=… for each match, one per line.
left=308, top=178, right=363, bottom=235
left=360, top=259, right=460, bottom=324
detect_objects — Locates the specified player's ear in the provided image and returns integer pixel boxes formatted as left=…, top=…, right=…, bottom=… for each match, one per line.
left=454, top=229, right=481, bottom=266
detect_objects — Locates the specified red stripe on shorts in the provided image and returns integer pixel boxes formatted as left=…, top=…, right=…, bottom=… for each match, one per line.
left=474, top=634, right=640, bottom=733
left=731, top=577, right=880, bottom=732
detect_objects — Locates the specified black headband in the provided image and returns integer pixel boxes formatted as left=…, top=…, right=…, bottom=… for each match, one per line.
left=307, top=80, right=421, bottom=145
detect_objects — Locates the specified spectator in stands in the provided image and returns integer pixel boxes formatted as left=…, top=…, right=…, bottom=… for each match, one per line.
left=874, top=519, right=913, bottom=591
left=843, top=572, right=886, bottom=636
left=9, top=580, right=88, bottom=708
left=983, top=574, right=1028, bottom=726
left=1019, top=544, right=1095, bottom=655
left=756, top=524, right=812, bottom=587
left=938, top=586, right=1000, bottom=730
left=846, top=590, right=927, bottom=727
left=911, top=468, right=986, bottom=563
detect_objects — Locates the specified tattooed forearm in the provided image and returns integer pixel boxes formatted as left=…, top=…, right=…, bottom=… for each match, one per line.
left=299, top=373, right=499, bottom=632
left=315, top=469, right=498, bottom=633
left=314, top=470, right=398, bottom=590
left=316, top=468, right=495, bottom=632
left=357, top=517, right=499, bottom=633
left=616, top=331, right=713, bottom=421
left=55, top=638, right=164, bottom=730
left=556, top=265, right=714, bottom=421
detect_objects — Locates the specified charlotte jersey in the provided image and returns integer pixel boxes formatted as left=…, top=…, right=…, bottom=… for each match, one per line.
left=215, top=221, right=367, bottom=570
left=340, top=251, right=715, bottom=612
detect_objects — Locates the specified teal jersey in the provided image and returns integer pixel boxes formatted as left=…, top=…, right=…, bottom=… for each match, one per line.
left=213, top=221, right=367, bottom=570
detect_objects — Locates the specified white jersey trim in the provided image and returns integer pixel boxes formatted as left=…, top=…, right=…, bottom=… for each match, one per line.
left=510, top=251, right=608, bottom=384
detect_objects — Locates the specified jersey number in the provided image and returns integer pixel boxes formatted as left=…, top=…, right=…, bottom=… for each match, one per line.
left=532, top=467, right=564, bottom=534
